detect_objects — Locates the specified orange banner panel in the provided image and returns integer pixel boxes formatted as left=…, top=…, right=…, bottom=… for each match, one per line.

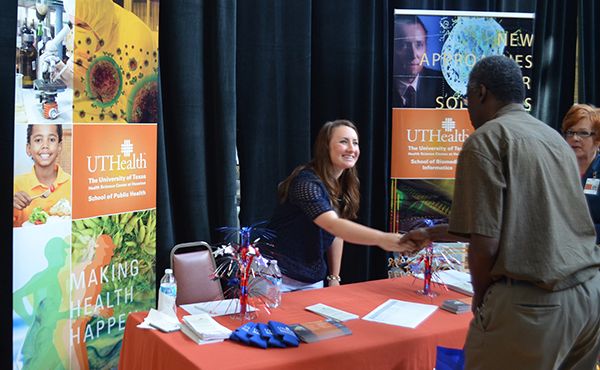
left=391, top=109, right=472, bottom=179
left=72, top=124, right=157, bottom=219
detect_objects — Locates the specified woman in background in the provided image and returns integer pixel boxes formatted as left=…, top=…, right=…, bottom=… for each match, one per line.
left=562, top=104, right=600, bottom=243
left=267, top=119, right=418, bottom=292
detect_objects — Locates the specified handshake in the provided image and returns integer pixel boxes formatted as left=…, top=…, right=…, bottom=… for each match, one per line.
left=379, top=227, right=436, bottom=255
left=397, top=228, right=434, bottom=255
left=386, top=224, right=452, bottom=255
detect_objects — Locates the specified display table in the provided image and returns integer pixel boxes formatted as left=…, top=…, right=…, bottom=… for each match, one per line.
left=118, top=277, right=472, bottom=370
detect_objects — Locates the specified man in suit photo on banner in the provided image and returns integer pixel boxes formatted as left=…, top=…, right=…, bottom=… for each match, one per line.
left=392, top=15, right=451, bottom=108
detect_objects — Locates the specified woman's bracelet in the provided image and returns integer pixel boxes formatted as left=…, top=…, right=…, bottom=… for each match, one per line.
left=326, top=274, right=341, bottom=282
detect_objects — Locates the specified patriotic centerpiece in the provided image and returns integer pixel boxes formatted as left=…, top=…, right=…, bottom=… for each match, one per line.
left=388, top=218, right=467, bottom=296
left=405, top=242, right=467, bottom=297
left=212, top=224, right=276, bottom=320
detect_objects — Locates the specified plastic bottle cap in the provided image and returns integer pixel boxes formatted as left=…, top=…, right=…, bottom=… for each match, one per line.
left=165, top=268, right=173, bottom=274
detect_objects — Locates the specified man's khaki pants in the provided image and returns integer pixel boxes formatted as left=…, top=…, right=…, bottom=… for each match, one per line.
left=465, top=273, right=600, bottom=370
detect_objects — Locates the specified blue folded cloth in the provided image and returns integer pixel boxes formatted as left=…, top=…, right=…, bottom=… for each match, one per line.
left=268, top=320, right=299, bottom=347
left=230, top=321, right=300, bottom=348
left=248, top=324, right=268, bottom=349
left=229, top=322, right=254, bottom=344
left=257, top=323, right=286, bottom=348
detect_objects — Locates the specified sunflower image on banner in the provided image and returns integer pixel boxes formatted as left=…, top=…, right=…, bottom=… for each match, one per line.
left=72, top=0, right=158, bottom=123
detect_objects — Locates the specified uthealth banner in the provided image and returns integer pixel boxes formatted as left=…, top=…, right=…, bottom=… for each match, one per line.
left=13, top=0, right=159, bottom=368
left=389, top=9, right=534, bottom=233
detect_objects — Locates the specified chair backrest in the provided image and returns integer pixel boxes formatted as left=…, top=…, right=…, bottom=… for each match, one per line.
left=170, top=241, right=224, bottom=305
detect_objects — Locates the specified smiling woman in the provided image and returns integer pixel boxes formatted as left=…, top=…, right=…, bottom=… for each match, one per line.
left=262, top=120, right=422, bottom=292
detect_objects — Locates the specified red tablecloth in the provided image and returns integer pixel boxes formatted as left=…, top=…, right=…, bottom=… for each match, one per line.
left=118, top=277, right=472, bottom=370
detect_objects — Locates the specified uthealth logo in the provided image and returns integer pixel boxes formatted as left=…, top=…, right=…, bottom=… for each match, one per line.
left=87, top=139, right=147, bottom=172
left=441, top=117, right=456, bottom=131
left=406, top=117, right=469, bottom=143
left=121, top=139, right=134, bottom=157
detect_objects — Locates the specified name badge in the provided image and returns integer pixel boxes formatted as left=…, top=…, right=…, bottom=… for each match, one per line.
left=584, top=178, right=600, bottom=195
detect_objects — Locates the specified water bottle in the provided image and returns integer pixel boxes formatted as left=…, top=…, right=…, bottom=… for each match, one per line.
left=265, top=260, right=282, bottom=308
left=158, top=268, right=177, bottom=317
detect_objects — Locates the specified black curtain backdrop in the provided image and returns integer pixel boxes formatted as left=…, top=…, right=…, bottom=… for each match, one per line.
left=0, top=1, right=593, bottom=363
left=578, top=0, right=600, bottom=106
left=530, top=1, right=578, bottom=130
left=236, top=0, right=313, bottom=226
left=236, top=0, right=392, bottom=284
left=157, top=0, right=238, bottom=278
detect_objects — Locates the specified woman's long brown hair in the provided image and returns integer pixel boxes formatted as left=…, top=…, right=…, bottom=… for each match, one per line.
left=278, top=120, right=360, bottom=219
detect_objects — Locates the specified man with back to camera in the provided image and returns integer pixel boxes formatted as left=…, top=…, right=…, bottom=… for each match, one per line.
left=392, top=15, right=449, bottom=108
left=400, top=55, right=600, bottom=369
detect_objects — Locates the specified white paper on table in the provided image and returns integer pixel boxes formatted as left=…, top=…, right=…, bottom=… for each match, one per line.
left=305, top=303, right=359, bottom=321
left=138, top=308, right=180, bottom=330
left=362, top=299, right=437, bottom=328
left=182, top=313, right=232, bottom=341
left=180, top=298, right=257, bottom=316
left=179, top=322, right=226, bottom=345
left=415, top=270, right=474, bottom=296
